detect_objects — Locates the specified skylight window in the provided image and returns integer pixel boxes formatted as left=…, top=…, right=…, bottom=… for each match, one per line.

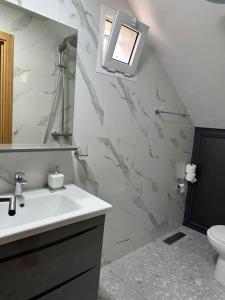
left=96, top=6, right=149, bottom=81
left=112, top=25, right=139, bottom=64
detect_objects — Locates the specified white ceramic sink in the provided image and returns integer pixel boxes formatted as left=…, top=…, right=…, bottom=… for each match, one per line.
left=0, top=184, right=112, bottom=245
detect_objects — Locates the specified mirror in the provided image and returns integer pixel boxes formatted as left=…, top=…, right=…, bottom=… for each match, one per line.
left=0, top=2, right=77, bottom=151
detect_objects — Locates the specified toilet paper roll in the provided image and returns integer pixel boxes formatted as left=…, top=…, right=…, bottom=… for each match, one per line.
left=186, top=164, right=196, bottom=174
left=185, top=173, right=196, bottom=182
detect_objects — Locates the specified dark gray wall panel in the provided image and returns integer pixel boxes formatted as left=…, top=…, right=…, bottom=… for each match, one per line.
left=184, top=127, right=225, bottom=232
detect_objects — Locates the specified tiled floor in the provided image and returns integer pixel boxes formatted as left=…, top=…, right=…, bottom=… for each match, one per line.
left=98, top=227, right=225, bottom=300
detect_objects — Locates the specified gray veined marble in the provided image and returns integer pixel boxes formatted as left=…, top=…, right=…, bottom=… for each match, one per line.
left=118, top=200, right=154, bottom=235
left=111, top=80, right=150, bottom=138
left=130, top=162, right=158, bottom=192
left=148, top=145, right=159, bottom=159
left=11, top=13, right=32, bottom=31
left=43, top=90, right=56, bottom=95
left=37, top=115, right=51, bottom=127
left=58, top=0, right=76, bottom=19
left=137, top=97, right=150, bottom=119
left=136, top=96, right=165, bottom=139
left=14, top=66, right=30, bottom=77
left=116, top=79, right=137, bottom=117
left=116, top=238, right=131, bottom=245
left=77, top=55, right=104, bottom=125
left=179, top=129, right=188, bottom=139
left=170, top=138, right=179, bottom=149
left=77, top=160, right=99, bottom=196
left=109, top=81, right=136, bottom=123
left=148, top=211, right=168, bottom=230
left=155, top=84, right=166, bottom=102
left=184, top=150, right=192, bottom=154
left=85, top=42, right=92, bottom=54
left=153, top=122, right=165, bottom=139
left=111, top=79, right=165, bottom=147
left=15, top=35, right=50, bottom=57
left=0, top=164, right=14, bottom=187
left=98, top=138, right=130, bottom=180
left=71, top=0, right=98, bottom=48
left=99, top=138, right=144, bottom=195
left=169, top=160, right=178, bottom=180
left=13, top=88, right=32, bottom=103
left=167, top=191, right=184, bottom=211
left=104, top=155, right=120, bottom=168
left=132, top=196, right=167, bottom=230
left=13, top=125, right=23, bottom=139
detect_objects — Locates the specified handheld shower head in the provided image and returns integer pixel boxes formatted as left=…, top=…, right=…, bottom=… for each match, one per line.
left=67, top=35, right=77, bottom=48
left=58, top=41, right=67, bottom=52
left=58, top=35, right=77, bottom=52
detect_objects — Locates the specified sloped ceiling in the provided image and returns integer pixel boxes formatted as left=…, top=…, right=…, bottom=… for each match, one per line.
left=128, top=0, right=225, bottom=128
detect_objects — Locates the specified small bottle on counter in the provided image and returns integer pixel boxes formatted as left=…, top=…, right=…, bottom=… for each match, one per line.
left=48, top=166, right=64, bottom=190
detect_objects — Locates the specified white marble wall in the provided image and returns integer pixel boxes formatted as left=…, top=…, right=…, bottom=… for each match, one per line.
left=2, top=0, right=195, bottom=264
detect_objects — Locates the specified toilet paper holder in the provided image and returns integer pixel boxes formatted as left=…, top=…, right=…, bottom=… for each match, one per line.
left=177, top=183, right=185, bottom=194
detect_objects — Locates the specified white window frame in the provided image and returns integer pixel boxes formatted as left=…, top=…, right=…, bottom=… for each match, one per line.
left=96, top=5, right=149, bottom=81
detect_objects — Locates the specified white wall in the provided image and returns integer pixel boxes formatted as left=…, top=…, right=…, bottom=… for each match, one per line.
left=128, top=0, right=225, bottom=129
left=2, top=0, right=194, bottom=264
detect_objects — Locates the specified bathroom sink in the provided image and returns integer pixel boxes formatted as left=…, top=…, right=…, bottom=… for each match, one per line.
left=0, top=184, right=112, bottom=245
left=0, top=193, right=80, bottom=229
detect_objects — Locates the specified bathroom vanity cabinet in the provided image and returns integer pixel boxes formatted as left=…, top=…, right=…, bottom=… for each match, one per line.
left=0, top=215, right=105, bottom=300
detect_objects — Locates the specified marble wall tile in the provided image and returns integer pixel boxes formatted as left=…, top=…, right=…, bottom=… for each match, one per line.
left=3, top=0, right=195, bottom=263
left=0, top=2, right=76, bottom=144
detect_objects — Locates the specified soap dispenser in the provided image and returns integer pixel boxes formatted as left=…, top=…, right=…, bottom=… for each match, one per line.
left=48, top=166, right=64, bottom=190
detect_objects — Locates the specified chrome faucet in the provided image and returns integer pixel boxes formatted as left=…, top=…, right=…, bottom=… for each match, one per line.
left=0, top=172, right=27, bottom=216
left=8, top=172, right=27, bottom=216
left=14, top=172, right=27, bottom=206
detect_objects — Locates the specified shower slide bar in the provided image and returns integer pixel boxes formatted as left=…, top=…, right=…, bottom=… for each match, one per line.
left=155, top=109, right=190, bottom=118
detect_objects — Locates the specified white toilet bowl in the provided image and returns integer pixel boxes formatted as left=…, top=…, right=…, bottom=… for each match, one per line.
left=207, top=225, right=225, bottom=285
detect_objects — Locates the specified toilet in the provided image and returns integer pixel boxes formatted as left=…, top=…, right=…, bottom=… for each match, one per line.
left=207, top=225, right=225, bottom=285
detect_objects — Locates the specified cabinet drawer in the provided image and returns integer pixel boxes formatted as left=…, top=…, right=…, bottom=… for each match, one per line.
left=0, top=225, right=104, bottom=300
left=36, top=267, right=100, bottom=300
left=0, top=215, right=105, bottom=261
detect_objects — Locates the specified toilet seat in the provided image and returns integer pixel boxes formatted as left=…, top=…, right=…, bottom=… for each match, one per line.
left=207, top=225, right=225, bottom=286
left=207, top=225, right=225, bottom=245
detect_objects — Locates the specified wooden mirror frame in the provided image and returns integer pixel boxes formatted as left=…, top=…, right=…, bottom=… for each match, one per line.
left=0, top=31, right=14, bottom=144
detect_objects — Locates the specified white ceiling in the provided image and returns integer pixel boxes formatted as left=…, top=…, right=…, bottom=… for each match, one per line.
left=128, top=0, right=225, bottom=128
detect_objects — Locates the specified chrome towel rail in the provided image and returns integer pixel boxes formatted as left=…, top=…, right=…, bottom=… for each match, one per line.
left=155, top=109, right=190, bottom=117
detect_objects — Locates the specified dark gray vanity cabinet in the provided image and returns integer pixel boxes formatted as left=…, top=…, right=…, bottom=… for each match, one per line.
left=0, top=215, right=105, bottom=300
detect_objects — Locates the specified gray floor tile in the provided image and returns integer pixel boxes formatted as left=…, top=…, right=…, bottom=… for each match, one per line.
left=98, top=268, right=146, bottom=300
left=100, top=226, right=225, bottom=300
